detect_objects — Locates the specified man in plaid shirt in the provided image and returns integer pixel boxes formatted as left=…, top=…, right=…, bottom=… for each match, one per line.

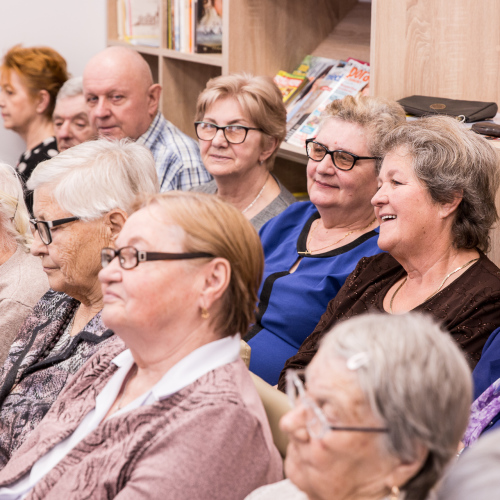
left=83, top=47, right=211, bottom=191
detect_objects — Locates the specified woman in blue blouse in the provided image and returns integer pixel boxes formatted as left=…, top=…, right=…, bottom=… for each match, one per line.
left=244, top=95, right=406, bottom=385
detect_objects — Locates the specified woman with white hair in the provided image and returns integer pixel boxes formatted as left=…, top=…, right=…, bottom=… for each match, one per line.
left=0, top=163, right=48, bottom=364
left=0, top=139, right=159, bottom=469
left=247, top=313, right=472, bottom=500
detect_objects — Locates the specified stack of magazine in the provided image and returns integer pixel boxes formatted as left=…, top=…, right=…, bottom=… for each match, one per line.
left=274, top=56, right=370, bottom=149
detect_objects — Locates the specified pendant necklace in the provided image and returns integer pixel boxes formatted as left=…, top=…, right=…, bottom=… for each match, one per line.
left=298, top=217, right=377, bottom=256
left=389, top=257, right=479, bottom=314
left=241, top=173, right=269, bottom=214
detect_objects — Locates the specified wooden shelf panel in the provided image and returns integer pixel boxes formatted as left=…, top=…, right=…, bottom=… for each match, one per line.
left=277, top=142, right=307, bottom=164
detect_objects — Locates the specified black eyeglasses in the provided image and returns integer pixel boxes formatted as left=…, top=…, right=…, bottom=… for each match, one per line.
left=194, top=121, right=263, bottom=144
left=29, top=217, right=81, bottom=245
left=305, top=139, right=380, bottom=171
left=101, top=246, right=215, bottom=270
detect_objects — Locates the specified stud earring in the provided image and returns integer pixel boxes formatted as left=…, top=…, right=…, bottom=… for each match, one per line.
left=390, top=486, right=400, bottom=500
left=201, top=307, right=210, bottom=319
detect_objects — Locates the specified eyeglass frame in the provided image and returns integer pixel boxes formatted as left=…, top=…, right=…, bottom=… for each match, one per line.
left=286, top=369, right=389, bottom=439
left=194, top=121, right=264, bottom=144
left=29, top=216, right=81, bottom=245
left=101, top=246, right=215, bottom=270
left=305, top=138, right=381, bottom=171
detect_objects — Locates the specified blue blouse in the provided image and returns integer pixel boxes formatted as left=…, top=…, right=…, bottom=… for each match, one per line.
left=245, top=202, right=382, bottom=385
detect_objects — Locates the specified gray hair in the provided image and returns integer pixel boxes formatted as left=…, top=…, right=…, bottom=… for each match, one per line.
left=436, top=428, right=500, bottom=500
left=27, top=139, right=159, bottom=219
left=319, top=313, right=472, bottom=500
left=0, top=162, right=32, bottom=251
left=323, top=95, right=407, bottom=170
left=379, top=115, right=500, bottom=251
left=56, top=76, right=83, bottom=102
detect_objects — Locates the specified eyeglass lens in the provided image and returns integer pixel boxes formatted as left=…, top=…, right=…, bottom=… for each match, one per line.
left=196, top=122, right=248, bottom=144
left=101, top=247, right=138, bottom=270
left=306, top=142, right=356, bottom=170
left=30, top=221, right=51, bottom=245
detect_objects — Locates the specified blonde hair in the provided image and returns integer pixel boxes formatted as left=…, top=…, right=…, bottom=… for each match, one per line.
left=0, top=163, right=32, bottom=251
left=379, top=115, right=500, bottom=251
left=323, top=95, right=407, bottom=170
left=133, top=191, right=264, bottom=337
left=195, top=73, right=286, bottom=170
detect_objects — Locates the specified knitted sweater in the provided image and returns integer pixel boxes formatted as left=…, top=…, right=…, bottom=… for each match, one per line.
left=0, top=339, right=283, bottom=499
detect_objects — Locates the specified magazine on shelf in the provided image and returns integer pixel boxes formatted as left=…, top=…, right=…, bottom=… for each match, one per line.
left=117, top=0, right=160, bottom=47
left=274, top=71, right=308, bottom=104
left=286, top=59, right=370, bottom=148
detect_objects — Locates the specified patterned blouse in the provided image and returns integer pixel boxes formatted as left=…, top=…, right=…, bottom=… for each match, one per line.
left=0, top=289, right=114, bottom=468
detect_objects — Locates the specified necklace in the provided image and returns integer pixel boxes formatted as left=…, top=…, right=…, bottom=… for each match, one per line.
left=241, top=174, right=269, bottom=214
left=116, top=364, right=138, bottom=412
left=389, top=257, right=479, bottom=314
left=299, top=217, right=377, bottom=256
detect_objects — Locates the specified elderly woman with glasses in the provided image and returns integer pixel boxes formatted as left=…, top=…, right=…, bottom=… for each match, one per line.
left=0, top=192, right=282, bottom=499
left=193, top=73, right=296, bottom=231
left=246, top=313, right=472, bottom=500
left=0, top=163, right=48, bottom=365
left=244, top=94, right=406, bottom=385
left=0, top=139, right=158, bottom=469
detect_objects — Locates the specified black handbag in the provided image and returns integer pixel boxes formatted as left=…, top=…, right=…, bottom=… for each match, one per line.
left=397, top=95, right=498, bottom=123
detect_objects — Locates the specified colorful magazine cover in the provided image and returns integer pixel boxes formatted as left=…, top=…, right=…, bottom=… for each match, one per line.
left=274, top=71, right=308, bottom=104
left=195, top=0, right=222, bottom=53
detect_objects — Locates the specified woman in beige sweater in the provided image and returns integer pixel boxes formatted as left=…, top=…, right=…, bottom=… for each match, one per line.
left=0, top=162, right=48, bottom=364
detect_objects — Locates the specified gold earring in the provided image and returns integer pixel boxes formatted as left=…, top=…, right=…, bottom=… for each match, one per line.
left=201, top=307, right=210, bottom=319
left=390, top=486, right=400, bottom=500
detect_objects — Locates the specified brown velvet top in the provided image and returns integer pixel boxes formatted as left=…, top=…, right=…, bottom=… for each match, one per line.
left=278, top=251, right=500, bottom=391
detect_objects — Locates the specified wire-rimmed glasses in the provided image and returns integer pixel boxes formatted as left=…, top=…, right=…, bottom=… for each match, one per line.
left=194, top=121, right=263, bottom=144
left=286, top=369, right=389, bottom=439
left=305, top=139, right=381, bottom=171
left=101, top=246, right=215, bottom=270
left=29, top=217, right=81, bottom=245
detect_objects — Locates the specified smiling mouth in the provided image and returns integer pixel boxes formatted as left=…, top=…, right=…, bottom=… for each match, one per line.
left=381, top=215, right=397, bottom=222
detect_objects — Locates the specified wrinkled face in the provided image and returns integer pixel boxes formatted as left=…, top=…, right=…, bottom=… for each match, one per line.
left=0, top=70, right=38, bottom=133
left=31, top=186, right=108, bottom=298
left=306, top=119, right=378, bottom=213
left=372, top=148, right=443, bottom=257
left=53, top=94, right=97, bottom=151
left=281, top=353, right=396, bottom=500
left=99, top=206, right=203, bottom=338
left=83, top=62, right=153, bottom=140
left=199, top=97, right=266, bottom=179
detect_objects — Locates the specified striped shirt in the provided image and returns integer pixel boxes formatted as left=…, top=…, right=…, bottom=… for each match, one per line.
left=137, top=112, right=212, bottom=191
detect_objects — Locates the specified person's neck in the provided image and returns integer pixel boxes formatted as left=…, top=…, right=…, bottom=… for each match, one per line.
left=124, top=321, right=220, bottom=387
left=215, top=167, right=270, bottom=213
left=20, top=116, right=54, bottom=151
left=69, top=281, right=104, bottom=336
left=317, top=205, right=377, bottom=232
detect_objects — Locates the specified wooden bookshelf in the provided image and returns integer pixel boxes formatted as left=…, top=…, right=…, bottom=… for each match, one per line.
left=107, top=0, right=500, bottom=264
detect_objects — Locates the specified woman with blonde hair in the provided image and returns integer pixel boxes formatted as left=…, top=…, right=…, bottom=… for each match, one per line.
left=0, top=163, right=48, bottom=364
left=194, top=73, right=296, bottom=230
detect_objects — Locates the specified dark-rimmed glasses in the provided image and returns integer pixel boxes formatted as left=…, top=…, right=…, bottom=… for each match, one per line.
left=194, top=121, right=263, bottom=144
left=286, top=370, right=389, bottom=439
left=305, top=139, right=381, bottom=171
left=101, top=246, right=215, bottom=270
left=29, top=217, right=81, bottom=245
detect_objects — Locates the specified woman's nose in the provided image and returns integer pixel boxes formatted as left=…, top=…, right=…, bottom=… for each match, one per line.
left=211, top=128, right=228, bottom=147
left=30, top=230, right=47, bottom=257
left=315, top=154, right=336, bottom=175
left=280, top=405, right=310, bottom=443
left=371, top=185, right=387, bottom=207
left=98, top=255, right=122, bottom=285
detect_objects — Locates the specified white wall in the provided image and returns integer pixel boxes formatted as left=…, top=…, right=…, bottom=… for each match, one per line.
left=0, top=0, right=107, bottom=165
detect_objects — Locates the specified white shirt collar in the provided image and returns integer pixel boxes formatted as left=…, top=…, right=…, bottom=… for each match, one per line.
left=112, top=333, right=241, bottom=402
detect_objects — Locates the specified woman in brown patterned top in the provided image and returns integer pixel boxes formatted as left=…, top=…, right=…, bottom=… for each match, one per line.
left=278, top=115, right=500, bottom=390
left=0, top=139, right=158, bottom=468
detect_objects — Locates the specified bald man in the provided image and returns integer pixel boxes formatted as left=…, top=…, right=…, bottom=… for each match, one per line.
left=83, top=47, right=211, bottom=191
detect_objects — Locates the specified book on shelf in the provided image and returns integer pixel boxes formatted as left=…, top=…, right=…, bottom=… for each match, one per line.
left=167, top=0, right=222, bottom=53
left=117, top=0, right=160, bottom=47
left=285, top=59, right=370, bottom=148
left=273, top=72, right=308, bottom=104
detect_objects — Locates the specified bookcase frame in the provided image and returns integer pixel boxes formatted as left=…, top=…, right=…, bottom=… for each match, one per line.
left=107, top=0, right=500, bottom=264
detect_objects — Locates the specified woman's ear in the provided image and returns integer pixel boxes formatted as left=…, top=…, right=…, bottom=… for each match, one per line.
left=439, top=191, right=463, bottom=219
left=384, top=442, right=428, bottom=493
left=199, top=258, right=231, bottom=310
left=259, top=136, right=279, bottom=164
left=103, top=209, right=128, bottom=244
left=35, top=89, right=51, bottom=115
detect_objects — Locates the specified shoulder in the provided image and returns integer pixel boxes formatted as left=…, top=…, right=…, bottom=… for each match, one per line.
left=346, top=252, right=398, bottom=282
left=260, top=201, right=317, bottom=238
left=191, top=180, right=217, bottom=194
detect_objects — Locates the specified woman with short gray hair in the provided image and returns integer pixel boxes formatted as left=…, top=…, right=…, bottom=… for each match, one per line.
left=0, top=138, right=159, bottom=469
left=247, top=313, right=472, bottom=500
left=279, top=115, right=500, bottom=389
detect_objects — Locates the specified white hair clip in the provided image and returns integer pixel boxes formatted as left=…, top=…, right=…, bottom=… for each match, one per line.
left=346, top=352, right=369, bottom=371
